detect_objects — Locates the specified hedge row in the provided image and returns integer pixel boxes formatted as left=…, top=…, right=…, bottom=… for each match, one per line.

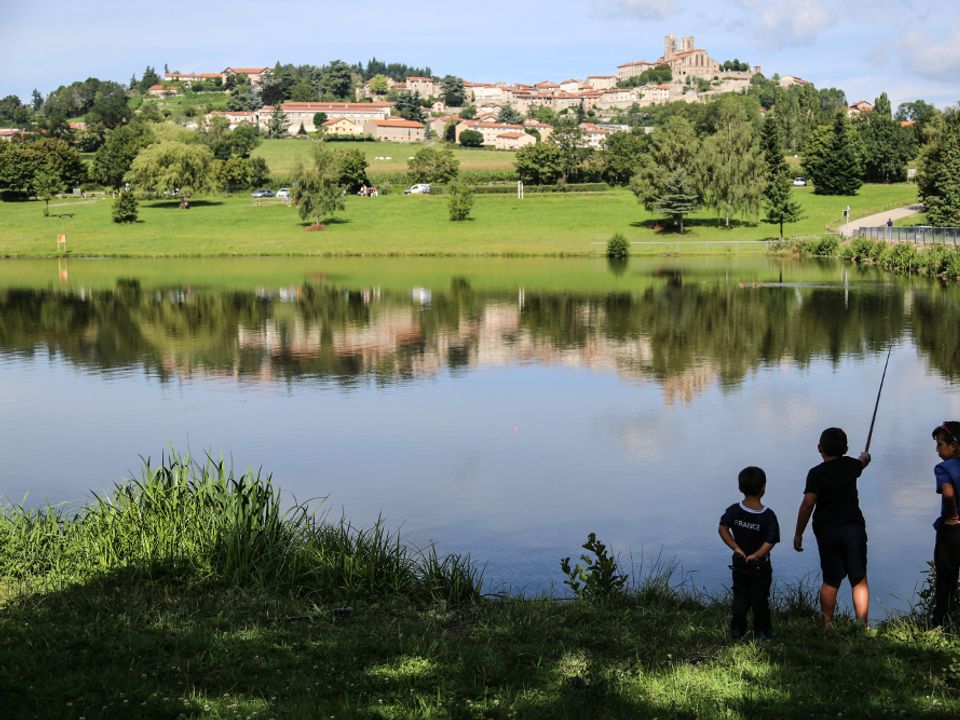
left=773, top=236, right=960, bottom=280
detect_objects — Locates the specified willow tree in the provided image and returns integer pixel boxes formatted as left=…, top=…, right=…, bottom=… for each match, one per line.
left=700, top=108, right=765, bottom=228
left=124, top=141, right=213, bottom=203
left=292, top=142, right=346, bottom=227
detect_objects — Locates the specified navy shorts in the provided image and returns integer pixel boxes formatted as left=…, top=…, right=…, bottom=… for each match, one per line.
left=815, top=524, right=868, bottom=587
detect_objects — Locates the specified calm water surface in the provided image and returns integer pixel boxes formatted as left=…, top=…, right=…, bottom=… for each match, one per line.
left=2, top=255, right=959, bottom=615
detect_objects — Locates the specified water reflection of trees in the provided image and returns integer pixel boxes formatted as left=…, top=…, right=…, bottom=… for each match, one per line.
left=0, top=275, right=918, bottom=400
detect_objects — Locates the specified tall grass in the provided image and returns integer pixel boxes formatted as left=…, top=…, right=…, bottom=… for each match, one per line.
left=0, top=452, right=482, bottom=604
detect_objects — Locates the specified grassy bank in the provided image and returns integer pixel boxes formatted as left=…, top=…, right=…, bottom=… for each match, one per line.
left=0, top=184, right=918, bottom=258
left=2, top=455, right=960, bottom=719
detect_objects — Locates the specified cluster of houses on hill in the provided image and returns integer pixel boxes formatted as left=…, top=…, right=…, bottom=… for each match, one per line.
left=0, top=36, right=886, bottom=149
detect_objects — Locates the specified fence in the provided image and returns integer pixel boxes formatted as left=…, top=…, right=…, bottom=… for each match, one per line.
left=856, top=226, right=960, bottom=245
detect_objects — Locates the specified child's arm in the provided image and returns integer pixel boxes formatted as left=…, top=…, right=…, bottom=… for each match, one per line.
left=746, top=542, right=775, bottom=563
left=718, top=524, right=746, bottom=559
left=941, top=479, right=960, bottom=525
left=858, top=452, right=871, bottom=468
left=793, top=493, right=817, bottom=551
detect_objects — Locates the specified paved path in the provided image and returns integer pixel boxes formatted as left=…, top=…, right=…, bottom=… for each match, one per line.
left=837, top=204, right=924, bottom=238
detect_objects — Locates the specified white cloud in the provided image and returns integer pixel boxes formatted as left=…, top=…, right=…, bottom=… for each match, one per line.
left=742, top=0, right=832, bottom=50
left=593, top=0, right=675, bottom=20
left=897, top=24, right=960, bottom=81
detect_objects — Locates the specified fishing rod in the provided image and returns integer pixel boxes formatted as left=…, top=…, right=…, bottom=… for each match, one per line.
left=864, top=345, right=893, bottom=454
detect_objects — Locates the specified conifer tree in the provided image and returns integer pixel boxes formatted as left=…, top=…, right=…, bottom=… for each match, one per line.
left=112, top=189, right=138, bottom=223
left=917, top=107, right=960, bottom=227
left=804, top=112, right=863, bottom=195
left=760, top=119, right=801, bottom=240
left=657, top=170, right=699, bottom=233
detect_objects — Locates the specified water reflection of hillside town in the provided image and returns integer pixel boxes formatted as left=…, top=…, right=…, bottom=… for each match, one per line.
left=1, top=272, right=942, bottom=404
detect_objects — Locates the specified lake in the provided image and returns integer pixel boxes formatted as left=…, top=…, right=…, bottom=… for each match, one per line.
left=2, top=255, right=958, bottom=615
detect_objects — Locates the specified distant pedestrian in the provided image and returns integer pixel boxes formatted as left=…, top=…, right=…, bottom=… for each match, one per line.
left=887, top=218, right=894, bottom=228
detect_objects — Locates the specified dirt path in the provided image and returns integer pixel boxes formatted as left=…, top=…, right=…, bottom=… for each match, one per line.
left=837, top=204, right=924, bottom=237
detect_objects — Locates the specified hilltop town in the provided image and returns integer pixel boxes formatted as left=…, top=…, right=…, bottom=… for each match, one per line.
left=131, top=34, right=865, bottom=150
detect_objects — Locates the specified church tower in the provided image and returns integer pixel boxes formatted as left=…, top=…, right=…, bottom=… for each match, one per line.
left=663, top=33, right=676, bottom=61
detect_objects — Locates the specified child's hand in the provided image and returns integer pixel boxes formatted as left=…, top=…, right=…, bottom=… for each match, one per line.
left=745, top=552, right=764, bottom=563
left=859, top=452, right=871, bottom=467
left=793, top=533, right=804, bottom=552
left=734, top=547, right=746, bottom=560
left=944, top=516, right=960, bottom=526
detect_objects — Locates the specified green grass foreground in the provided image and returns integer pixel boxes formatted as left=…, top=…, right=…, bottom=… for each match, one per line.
left=0, top=183, right=918, bottom=258
left=2, top=456, right=960, bottom=719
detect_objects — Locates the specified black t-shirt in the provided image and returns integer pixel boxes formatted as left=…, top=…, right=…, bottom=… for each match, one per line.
left=719, top=502, right=780, bottom=567
left=803, top=456, right=865, bottom=532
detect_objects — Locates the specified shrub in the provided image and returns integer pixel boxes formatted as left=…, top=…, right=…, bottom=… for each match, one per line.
left=606, top=233, right=629, bottom=259
left=112, top=189, right=138, bottom=223
left=447, top=179, right=474, bottom=222
left=918, top=244, right=953, bottom=277
left=560, top=533, right=627, bottom=602
left=801, top=236, right=839, bottom=256
left=879, top=242, right=920, bottom=274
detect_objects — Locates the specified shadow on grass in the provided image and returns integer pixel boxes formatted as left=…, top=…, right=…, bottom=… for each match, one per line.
left=145, top=200, right=226, bottom=209
left=629, top=217, right=760, bottom=232
left=2, top=568, right=960, bottom=719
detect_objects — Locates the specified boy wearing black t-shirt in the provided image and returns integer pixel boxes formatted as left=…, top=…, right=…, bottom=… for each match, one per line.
left=719, top=466, right=781, bottom=640
left=793, top=427, right=872, bottom=628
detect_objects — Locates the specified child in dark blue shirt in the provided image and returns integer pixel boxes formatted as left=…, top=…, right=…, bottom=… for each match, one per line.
left=931, top=421, right=960, bottom=627
left=719, top=466, right=781, bottom=640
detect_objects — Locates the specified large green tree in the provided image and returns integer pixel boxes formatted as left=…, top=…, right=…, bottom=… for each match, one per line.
left=548, top=124, right=591, bottom=184
left=759, top=120, right=802, bottom=240
left=700, top=108, right=765, bottom=227
left=856, top=92, right=912, bottom=183
left=917, top=107, right=960, bottom=227
left=630, top=115, right=701, bottom=212
left=394, top=92, right=425, bottom=122
left=92, top=122, right=155, bottom=189
left=408, top=147, right=459, bottom=183
left=597, top=131, right=648, bottom=185
left=440, top=76, right=466, bottom=107
left=497, top=105, right=523, bottom=124
left=0, top=138, right=86, bottom=195
left=803, top=112, right=863, bottom=195
left=124, top=141, right=213, bottom=201
left=514, top=142, right=563, bottom=185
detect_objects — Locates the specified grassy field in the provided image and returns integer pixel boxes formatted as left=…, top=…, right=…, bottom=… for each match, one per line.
left=254, top=138, right=517, bottom=177
left=0, top=184, right=919, bottom=258
left=2, top=455, right=959, bottom=720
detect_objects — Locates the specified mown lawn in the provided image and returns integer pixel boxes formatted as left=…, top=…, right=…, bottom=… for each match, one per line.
left=254, top=139, right=517, bottom=177
left=0, top=184, right=919, bottom=258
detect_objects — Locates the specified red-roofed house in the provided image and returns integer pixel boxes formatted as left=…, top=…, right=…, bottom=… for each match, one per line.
left=223, top=67, right=272, bottom=89
left=164, top=72, right=226, bottom=87
left=147, top=84, right=178, bottom=97
left=205, top=111, right=258, bottom=130
left=0, top=128, right=22, bottom=142
left=586, top=75, right=618, bottom=90
left=363, top=118, right=425, bottom=142
left=455, top=120, right=526, bottom=145
left=257, top=102, right=393, bottom=134
left=848, top=100, right=874, bottom=116
left=494, top=131, right=535, bottom=151
left=324, top=117, right=363, bottom=137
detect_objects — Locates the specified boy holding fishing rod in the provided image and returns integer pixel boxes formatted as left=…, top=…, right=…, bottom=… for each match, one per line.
left=794, top=427, right=872, bottom=628
left=930, top=421, right=960, bottom=628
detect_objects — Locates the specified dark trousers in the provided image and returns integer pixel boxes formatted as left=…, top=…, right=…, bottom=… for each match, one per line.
left=934, top=523, right=960, bottom=627
left=731, top=561, right=773, bottom=634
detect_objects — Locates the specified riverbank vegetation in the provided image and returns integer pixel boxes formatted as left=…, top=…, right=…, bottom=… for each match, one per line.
left=2, top=454, right=960, bottom=719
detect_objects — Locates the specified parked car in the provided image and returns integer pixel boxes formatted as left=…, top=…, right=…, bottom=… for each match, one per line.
left=251, top=188, right=274, bottom=198
left=404, top=183, right=431, bottom=195
left=792, top=177, right=807, bottom=186
left=276, top=188, right=291, bottom=199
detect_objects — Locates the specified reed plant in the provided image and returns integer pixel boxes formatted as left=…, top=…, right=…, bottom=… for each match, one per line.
left=0, top=452, right=483, bottom=603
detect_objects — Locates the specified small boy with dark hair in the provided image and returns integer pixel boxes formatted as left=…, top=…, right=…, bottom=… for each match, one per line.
left=794, top=427, right=871, bottom=628
left=719, top=466, right=780, bottom=640
left=931, top=421, right=960, bottom=627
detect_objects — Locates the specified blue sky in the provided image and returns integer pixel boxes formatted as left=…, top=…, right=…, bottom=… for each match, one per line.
left=2, top=0, right=958, bottom=109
